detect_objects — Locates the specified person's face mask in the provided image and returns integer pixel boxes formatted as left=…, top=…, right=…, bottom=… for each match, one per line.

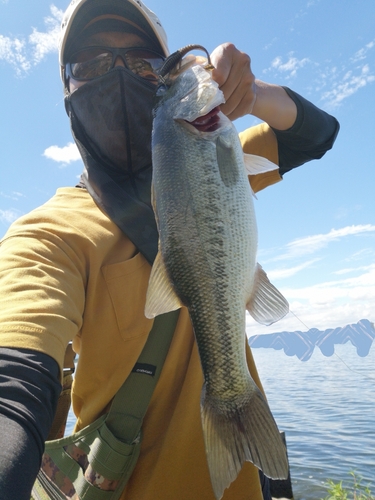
left=66, top=66, right=157, bottom=176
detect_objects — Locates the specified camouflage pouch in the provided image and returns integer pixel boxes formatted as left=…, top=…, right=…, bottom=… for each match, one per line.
left=31, top=311, right=179, bottom=500
left=31, top=414, right=142, bottom=500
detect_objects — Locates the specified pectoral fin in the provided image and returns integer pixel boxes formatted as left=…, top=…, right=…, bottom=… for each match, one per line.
left=145, top=251, right=183, bottom=319
left=243, top=153, right=279, bottom=176
left=246, top=263, right=289, bottom=325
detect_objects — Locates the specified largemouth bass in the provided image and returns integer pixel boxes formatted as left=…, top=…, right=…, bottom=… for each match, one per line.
left=145, top=49, right=289, bottom=499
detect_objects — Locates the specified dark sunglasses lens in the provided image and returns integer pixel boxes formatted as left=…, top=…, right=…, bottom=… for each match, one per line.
left=123, top=49, right=164, bottom=80
left=70, top=48, right=113, bottom=79
left=68, top=47, right=165, bottom=81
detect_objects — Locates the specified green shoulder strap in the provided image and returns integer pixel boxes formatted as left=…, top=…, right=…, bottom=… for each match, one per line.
left=32, top=310, right=180, bottom=500
left=106, top=309, right=180, bottom=441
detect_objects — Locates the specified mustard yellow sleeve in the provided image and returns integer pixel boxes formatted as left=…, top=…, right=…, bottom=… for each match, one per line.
left=239, top=122, right=282, bottom=194
left=0, top=214, right=86, bottom=373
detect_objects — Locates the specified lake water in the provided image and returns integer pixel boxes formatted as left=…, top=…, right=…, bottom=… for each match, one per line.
left=252, top=343, right=375, bottom=499
left=66, top=343, right=374, bottom=499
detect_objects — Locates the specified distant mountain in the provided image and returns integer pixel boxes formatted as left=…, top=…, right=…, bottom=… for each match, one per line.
left=248, top=319, right=375, bottom=361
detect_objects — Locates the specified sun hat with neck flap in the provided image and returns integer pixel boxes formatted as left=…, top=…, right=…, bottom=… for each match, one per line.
left=59, top=0, right=169, bottom=81
left=59, top=0, right=171, bottom=266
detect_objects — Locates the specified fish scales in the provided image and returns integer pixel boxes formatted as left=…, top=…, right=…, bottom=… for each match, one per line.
left=155, top=122, right=252, bottom=391
left=146, top=60, right=289, bottom=499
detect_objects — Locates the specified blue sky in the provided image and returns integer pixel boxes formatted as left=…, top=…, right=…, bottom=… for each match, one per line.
left=1, top=0, right=374, bottom=336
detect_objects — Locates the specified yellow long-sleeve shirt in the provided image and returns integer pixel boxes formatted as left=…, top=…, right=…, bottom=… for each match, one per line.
left=0, top=123, right=281, bottom=499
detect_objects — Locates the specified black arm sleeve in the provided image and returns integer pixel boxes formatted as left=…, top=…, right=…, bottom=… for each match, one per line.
left=0, top=347, right=61, bottom=500
left=273, top=87, right=340, bottom=176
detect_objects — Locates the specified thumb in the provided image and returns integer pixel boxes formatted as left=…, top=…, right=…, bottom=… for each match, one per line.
left=210, top=44, right=233, bottom=88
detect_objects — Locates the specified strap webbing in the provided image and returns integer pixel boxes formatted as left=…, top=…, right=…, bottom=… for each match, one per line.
left=105, top=310, right=180, bottom=442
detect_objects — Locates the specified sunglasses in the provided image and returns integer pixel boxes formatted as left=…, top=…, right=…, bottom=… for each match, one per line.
left=65, top=46, right=166, bottom=82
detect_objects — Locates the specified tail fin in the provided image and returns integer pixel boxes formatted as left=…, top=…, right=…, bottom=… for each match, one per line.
left=201, top=385, right=288, bottom=500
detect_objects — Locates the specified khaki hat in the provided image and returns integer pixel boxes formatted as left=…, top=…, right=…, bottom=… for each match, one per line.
left=59, top=0, right=169, bottom=76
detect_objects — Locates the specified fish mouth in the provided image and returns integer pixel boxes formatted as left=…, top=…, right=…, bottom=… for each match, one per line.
left=187, top=106, right=221, bottom=132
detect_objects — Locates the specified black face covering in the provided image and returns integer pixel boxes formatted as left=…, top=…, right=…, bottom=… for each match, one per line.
left=65, top=67, right=159, bottom=264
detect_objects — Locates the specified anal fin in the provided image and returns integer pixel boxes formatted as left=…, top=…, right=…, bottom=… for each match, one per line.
left=246, top=263, right=289, bottom=325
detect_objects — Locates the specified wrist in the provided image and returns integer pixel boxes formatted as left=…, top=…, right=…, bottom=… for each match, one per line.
left=251, top=80, right=297, bottom=130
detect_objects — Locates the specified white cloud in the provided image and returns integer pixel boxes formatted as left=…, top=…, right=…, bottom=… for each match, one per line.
left=321, top=64, right=375, bottom=108
left=316, top=39, right=375, bottom=108
left=0, top=191, right=25, bottom=201
left=278, top=225, right=375, bottom=260
left=246, top=264, right=375, bottom=335
left=43, top=142, right=81, bottom=165
left=247, top=227, right=375, bottom=335
left=351, top=39, right=375, bottom=63
left=333, top=204, right=362, bottom=220
left=333, top=264, right=374, bottom=276
left=0, top=208, right=21, bottom=224
left=263, top=37, right=278, bottom=51
left=284, top=265, right=375, bottom=301
left=269, top=52, right=310, bottom=78
left=0, top=35, right=30, bottom=75
left=267, top=258, right=321, bottom=280
left=29, top=5, right=63, bottom=64
left=284, top=265, right=375, bottom=318
left=264, top=39, right=375, bottom=108
left=344, top=248, right=375, bottom=263
left=0, top=5, right=63, bottom=75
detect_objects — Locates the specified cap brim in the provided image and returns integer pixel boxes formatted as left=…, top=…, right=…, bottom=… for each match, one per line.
left=59, top=0, right=169, bottom=67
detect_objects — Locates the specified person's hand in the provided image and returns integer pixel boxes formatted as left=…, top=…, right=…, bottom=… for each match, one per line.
left=210, top=43, right=298, bottom=129
left=210, top=43, right=257, bottom=121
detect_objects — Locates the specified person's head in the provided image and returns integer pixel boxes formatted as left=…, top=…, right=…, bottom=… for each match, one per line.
left=59, top=0, right=169, bottom=93
left=59, top=1, right=170, bottom=263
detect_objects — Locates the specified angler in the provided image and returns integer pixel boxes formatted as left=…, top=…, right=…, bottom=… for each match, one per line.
left=0, top=1, right=340, bottom=499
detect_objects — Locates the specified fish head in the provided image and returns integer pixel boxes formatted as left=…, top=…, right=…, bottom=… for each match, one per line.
left=155, top=56, right=228, bottom=134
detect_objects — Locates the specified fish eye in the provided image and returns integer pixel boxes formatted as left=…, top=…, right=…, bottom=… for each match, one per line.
left=156, top=83, right=169, bottom=96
